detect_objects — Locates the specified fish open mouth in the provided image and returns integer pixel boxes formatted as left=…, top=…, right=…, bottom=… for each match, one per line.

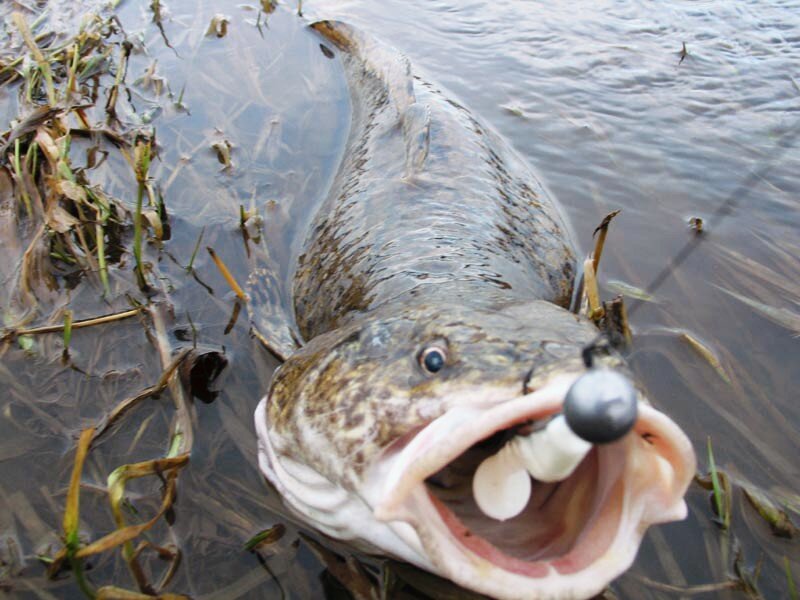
left=364, top=373, right=696, bottom=599
left=425, top=436, right=603, bottom=567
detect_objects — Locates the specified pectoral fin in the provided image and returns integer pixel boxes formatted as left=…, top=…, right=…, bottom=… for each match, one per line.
left=246, top=244, right=302, bottom=362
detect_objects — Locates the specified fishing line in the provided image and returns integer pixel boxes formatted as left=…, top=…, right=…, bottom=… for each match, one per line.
left=580, top=119, right=800, bottom=366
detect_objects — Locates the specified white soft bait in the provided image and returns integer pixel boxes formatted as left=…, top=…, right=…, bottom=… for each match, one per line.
left=472, top=369, right=639, bottom=521
left=472, top=415, right=591, bottom=521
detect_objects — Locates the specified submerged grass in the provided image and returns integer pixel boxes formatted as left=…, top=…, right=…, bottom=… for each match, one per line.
left=4, top=307, right=143, bottom=339
left=1, top=12, right=141, bottom=315
left=11, top=12, right=56, bottom=106
left=788, top=557, right=798, bottom=600
left=681, top=332, right=731, bottom=385
left=1, top=5, right=204, bottom=597
left=133, top=136, right=153, bottom=291
left=743, top=486, right=798, bottom=538
left=62, top=308, right=73, bottom=358
left=244, top=523, right=286, bottom=551
left=63, top=428, right=96, bottom=599
left=207, top=246, right=247, bottom=301
left=707, top=437, right=730, bottom=530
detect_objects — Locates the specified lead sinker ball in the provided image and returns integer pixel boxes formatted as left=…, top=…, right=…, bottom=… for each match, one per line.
left=472, top=369, right=638, bottom=521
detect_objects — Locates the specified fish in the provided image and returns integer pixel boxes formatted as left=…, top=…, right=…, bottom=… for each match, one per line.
left=252, top=20, right=696, bottom=600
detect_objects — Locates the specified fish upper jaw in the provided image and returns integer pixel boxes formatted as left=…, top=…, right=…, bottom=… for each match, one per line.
left=357, top=372, right=696, bottom=600
left=363, top=373, right=578, bottom=521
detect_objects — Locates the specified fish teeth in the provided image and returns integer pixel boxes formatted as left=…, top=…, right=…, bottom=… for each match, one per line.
left=472, top=415, right=591, bottom=521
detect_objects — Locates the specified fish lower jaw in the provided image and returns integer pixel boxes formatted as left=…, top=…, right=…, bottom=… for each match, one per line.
left=362, top=381, right=695, bottom=600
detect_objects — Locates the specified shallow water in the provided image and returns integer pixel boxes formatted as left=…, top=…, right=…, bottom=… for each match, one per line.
left=1, top=0, right=799, bottom=598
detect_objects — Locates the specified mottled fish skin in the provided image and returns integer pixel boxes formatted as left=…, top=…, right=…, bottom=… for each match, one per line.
left=256, top=21, right=694, bottom=600
left=265, top=21, right=595, bottom=482
left=268, top=300, right=628, bottom=489
left=293, top=22, right=576, bottom=342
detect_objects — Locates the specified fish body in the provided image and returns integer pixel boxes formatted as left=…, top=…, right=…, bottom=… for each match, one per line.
left=254, top=21, right=695, bottom=600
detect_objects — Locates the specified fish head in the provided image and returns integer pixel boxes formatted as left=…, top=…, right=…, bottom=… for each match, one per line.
left=255, top=299, right=695, bottom=600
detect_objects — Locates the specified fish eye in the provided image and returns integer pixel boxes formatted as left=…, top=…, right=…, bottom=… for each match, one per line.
left=419, top=346, right=447, bottom=373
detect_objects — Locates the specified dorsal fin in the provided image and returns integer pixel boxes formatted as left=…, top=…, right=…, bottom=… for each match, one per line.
left=311, top=20, right=431, bottom=174
left=402, top=102, right=431, bottom=177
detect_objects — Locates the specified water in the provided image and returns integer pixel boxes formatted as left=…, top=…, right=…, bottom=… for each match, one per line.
left=1, top=0, right=799, bottom=598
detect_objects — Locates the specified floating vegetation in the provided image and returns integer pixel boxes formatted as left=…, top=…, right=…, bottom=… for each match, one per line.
left=3, top=307, right=143, bottom=339
left=604, top=279, right=659, bottom=304
left=61, top=428, right=95, bottom=598
left=206, top=14, right=231, bottom=38
left=711, top=234, right=800, bottom=336
left=678, top=42, right=689, bottom=65
left=132, top=133, right=155, bottom=290
left=0, top=11, right=165, bottom=318
left=211, top=138, right=233, bottom=169
left=715, top=285, right=800, bottom=336
left=243, top=523, right=286, bottom=551
left=680, top=331, right=731, bottom=385
left=591, top=209, right=619, bottom=277
left=579, top=210, right=621, bottom=323
left=207, top=246, right=247, bottom=300
left=582, top=255, right=603, bottom=321
left=688, top=216, right=703, bottom=233
left=500, top=103, right=526, bottom=118
left=61, top=308, right=73, bottom=360
left=743, top=486, right=798, bottom=539
left=0, top=5, right=200, bottom=597
left=301, top=533, right=384, bottom=600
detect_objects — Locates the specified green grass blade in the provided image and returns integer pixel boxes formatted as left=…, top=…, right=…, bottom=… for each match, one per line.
left=63, top=309, right=73, bottom=350
left=707, top=436, right=729, bottom=529
left=788, top=557, right=798, bottom=600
